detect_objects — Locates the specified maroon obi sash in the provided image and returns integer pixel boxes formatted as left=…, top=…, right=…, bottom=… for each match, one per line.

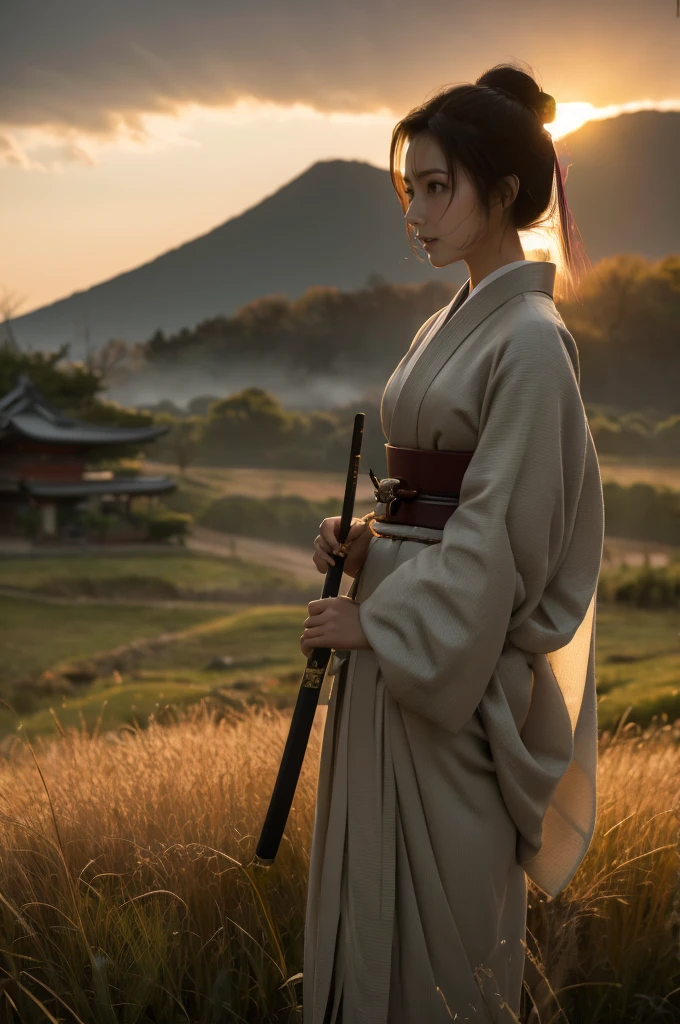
left=371, top=443, right=474, bottom=530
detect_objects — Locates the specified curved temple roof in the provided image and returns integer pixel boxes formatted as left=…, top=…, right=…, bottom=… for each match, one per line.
left=0, top=375, right=169, bottom=446
left=22, top=476, right=176, bottom=499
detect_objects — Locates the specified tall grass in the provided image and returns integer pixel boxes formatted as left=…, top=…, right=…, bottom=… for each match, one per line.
left=0, top=704, right=313, bottom=1023
left=0, top=703, right=678, bottom=1022
left=522, top=713, right=680, bottom=1023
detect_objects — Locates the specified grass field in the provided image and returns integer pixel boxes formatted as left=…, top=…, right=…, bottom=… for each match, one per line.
left=0, top=550, right=308, bottom=597
left=596, top=604, right=680, bottom=730
left=2, top=453, right=679, bottom=746
left=598, top=454, right=680, bottom=490
left=0, top=466, right=678, bottom=1020
left=0, top=597, right=309, bottom=742
left=0, top=702, right=677, bottom=1022
left=149, top=457, right=680, bottom=564
left=142, top=459, right=378, bottom=502
left=0, top=596, right=220, bottom=683
left=145, top=455, right=680, bottom=501
left=1, top=588, right=679, bottom=744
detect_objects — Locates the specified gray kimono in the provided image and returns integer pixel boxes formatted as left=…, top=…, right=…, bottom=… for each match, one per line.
left=303, top=260, right=605, bottom=1024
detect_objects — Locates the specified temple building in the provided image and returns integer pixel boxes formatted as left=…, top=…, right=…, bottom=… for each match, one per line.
left=0, top=375, right=176, bottom=542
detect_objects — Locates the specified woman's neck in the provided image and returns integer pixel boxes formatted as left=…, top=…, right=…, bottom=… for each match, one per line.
left=465, top=233, right=526, bottom=291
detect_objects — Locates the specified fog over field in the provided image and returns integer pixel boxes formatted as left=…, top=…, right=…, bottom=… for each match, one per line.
left=106, top=361, right=372, bottom=413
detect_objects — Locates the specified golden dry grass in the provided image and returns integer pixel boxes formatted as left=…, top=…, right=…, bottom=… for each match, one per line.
left=0, top=703, right=315, bottom=1022
left=522, top=715, right=680, bottom=1023
left=0, top=704, right=678, bottom=1022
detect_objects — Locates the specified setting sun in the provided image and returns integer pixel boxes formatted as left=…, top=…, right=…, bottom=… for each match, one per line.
left=550, top=97, right=680, bottom=140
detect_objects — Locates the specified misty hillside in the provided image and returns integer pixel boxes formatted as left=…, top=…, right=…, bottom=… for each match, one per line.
left=11, top=110, right=679, bottom=354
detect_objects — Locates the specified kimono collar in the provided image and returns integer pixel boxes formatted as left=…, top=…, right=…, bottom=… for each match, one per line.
left=388, top=260, right=556, bottom=445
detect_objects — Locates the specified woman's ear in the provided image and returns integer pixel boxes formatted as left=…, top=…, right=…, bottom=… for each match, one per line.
left=498, top=173, right=520, bottom=210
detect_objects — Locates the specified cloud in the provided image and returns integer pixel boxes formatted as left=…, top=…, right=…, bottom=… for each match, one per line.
left=0, top=132, right=27, bottom=165
left=2, top=0, right=678, bottom=153
left=60, top=140, right=96, bottom=166
left=0, top=131, right=47, bottom=170
left=0, top=124, right=103, bottom=171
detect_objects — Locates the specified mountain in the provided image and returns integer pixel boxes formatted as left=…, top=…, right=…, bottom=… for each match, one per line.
left=12, top=160, right=463, bottom=355
left=10, top=110, right=679, bottom=355
left=560, top=110, right=679, bottom=261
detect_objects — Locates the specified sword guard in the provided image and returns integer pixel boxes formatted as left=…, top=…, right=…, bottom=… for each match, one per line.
left=370, top=472, right=419, bottom=516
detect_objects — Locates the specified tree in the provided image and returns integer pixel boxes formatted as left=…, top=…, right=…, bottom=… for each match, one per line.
left=201, top=387, right=293, bottom=466
left=86, top=338, right=134, bottom=387
left=170, top=417, right=202, bottom=474
left=0, top=287, right=27, bottom=352
left=0, top=343, right=101, bottom=408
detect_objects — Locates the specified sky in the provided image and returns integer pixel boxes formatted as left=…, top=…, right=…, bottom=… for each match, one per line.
left=1, top=0, right=679, bottom=316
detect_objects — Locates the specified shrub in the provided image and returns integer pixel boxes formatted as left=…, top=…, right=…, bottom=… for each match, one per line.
left=198, top=494, right=340, bottom=548
left=603, top=481, right=680, bottom=546
left=134, top=509, right=193, bottom=542
left=597, top=563, right=680, bottom=608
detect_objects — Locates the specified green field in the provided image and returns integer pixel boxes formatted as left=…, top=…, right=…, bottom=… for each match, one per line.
left=0, top=601, right=308, bottom=742
left=595, top=604, right=680, bottom=730
left=0, top=550, right=318, bottom=741
left=1, top=581, right=679, bottom=744
left=0, top=596, right=224, bottom=683
left=0, top=551, right=307, bottom=599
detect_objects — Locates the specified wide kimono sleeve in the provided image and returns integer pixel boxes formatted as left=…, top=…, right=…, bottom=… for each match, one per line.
left=358, top=314, right=605, bottom=736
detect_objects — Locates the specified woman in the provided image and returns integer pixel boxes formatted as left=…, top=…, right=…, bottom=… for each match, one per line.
left=300, top=63, right=604, bottom=1024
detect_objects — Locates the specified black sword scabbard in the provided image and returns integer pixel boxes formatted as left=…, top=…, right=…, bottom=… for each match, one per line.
left=252, top=412, right=365, bottom=866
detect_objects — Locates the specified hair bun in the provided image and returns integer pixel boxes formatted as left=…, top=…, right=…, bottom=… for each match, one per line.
left=475, top=67, right=556, bottom=126
left=537, top=91, right=556, bottom=125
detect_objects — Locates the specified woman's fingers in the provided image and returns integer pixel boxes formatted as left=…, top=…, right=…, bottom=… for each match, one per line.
left=313, top=518, right=368, bottom=574
left=320, top=521, right=340, bottom=549
left=313, top=534, right=336, bottom=571
left=304, top=623, right=326, bottom=635
left=300, top=627, right=327, bottom=655
left=320, top=517, right=367, bottom=554
left=318, top=535, right=335, bottom=555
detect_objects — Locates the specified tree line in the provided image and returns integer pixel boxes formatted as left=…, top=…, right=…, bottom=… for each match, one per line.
left=146, top=389, right=680, bottom=474
left=2, top=339, right=680, bottom=477
left=133, top=253, right=680, bottom=415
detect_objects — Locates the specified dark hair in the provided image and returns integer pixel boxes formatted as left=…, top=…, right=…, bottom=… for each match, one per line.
left=389, top=61, right=588, bottom=302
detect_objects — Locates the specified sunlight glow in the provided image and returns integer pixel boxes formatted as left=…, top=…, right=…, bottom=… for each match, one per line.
left=4, top=96, right=680, bottom=172
left=3, top=93, right=678, bottom=310
left=548, top=98, right=680, bottom=141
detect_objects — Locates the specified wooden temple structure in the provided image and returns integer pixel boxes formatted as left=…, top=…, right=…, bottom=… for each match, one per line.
left=0, top=375, right=176, bottom=541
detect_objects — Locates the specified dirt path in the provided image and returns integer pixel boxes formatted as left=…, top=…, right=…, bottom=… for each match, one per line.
left=187, top=526, right=322, bottom=583
left=0, top=530, right=324, bottom=607
left=188, top=528, right=678, bottom=573
left=2, top=517, right=675, bottom=580
left=0, top=529, right=324, bottom=585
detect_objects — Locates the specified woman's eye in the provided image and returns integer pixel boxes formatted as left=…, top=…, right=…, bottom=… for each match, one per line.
left=404, top=181, right=445, bottom=201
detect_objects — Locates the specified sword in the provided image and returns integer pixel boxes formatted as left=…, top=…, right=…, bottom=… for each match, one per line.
left=251, top=411, right=366, bottom=866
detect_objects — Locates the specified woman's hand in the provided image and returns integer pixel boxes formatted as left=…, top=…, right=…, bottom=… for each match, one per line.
left=300, top=596, right=372, bottom=657
left=313, top=516, right=373, bottom=578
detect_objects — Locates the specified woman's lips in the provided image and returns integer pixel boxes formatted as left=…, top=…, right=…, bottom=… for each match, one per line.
left=421, top=238, right=438, bottom=250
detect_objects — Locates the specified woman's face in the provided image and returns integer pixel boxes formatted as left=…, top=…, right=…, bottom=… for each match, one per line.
left=402, top=133, right=508, bottom=268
